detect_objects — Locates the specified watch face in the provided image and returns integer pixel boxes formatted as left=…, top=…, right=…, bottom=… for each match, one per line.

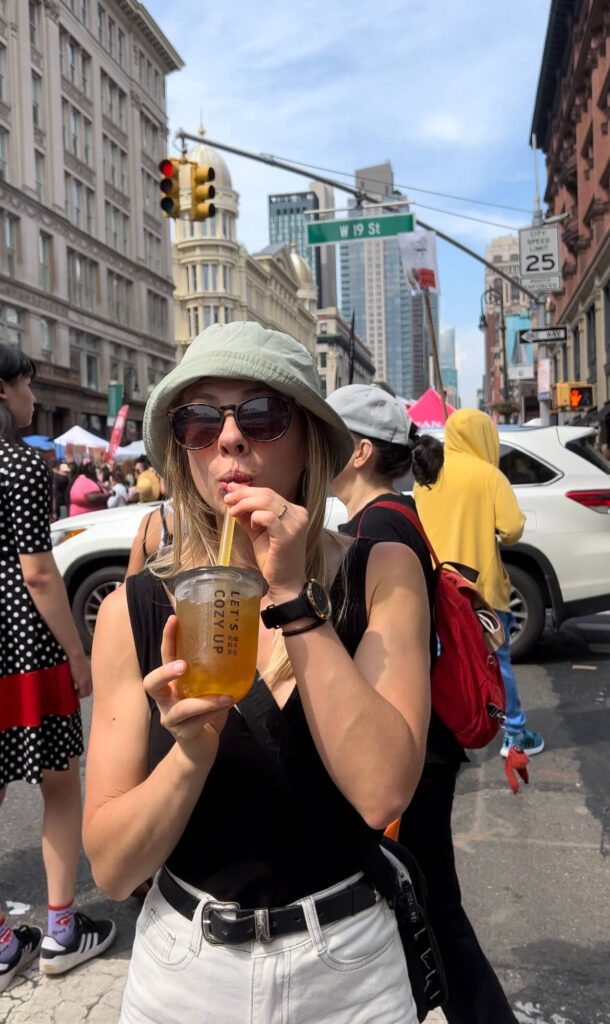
left=307, top=580, right=332, bottom=619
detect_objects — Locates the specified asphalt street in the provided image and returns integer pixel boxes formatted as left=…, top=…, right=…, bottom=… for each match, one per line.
left=1, top=612, right=609, bottom=1023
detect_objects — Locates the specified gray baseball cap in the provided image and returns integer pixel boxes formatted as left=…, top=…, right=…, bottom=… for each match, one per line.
left=143, top=321, right=354, bottom=476
left=326, top=384, right=414, bottom=445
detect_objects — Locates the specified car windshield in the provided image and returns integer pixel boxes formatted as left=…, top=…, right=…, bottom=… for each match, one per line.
left=565, top=436, right=610, bottom=476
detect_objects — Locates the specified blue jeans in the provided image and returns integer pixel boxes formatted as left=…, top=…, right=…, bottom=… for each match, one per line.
left=495, top=611, right=527, bottom=737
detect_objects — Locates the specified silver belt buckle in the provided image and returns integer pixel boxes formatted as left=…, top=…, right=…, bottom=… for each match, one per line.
left=201, top=900, right=241, bottom=945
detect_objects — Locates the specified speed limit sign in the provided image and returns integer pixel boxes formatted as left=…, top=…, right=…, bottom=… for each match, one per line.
left=519, top=225, right=561, bottom=292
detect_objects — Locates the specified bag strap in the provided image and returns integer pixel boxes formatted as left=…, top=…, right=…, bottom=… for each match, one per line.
left=357, top=500, right=441, bottom=569
left=238, top=674, right=397, bottom=901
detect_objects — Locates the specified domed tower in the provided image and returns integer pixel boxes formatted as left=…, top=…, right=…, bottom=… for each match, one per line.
left=290, top=241, right=318, bottom=315
left=173, top=137, right=240, bottom=358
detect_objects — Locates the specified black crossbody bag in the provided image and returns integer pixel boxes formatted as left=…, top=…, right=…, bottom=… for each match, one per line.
left=239, top=675, right=447, bottom=1022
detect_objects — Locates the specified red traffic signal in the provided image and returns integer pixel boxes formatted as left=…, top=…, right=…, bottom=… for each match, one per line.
left=159, top=158, right=180, bottom=218
left=569, top=386, right=593, bottom=409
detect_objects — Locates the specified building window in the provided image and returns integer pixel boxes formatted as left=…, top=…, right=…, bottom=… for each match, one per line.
left=73, top=179, right=82, bottom=228
left=29, top=1, right=41, bottom=48
left=97, top=3, right=105, bottom=43
left=2, top=212, right=17, bottom=277
left=118, top=29, right=124, bottom=65
left=224, top=307, right=231, bottom=324
left=201, top=264, right=209, bottom=290
left=85, top=189, right=94, bottom=234
left=107, top=17, right=115, bottom=57
left=80, top=0, right=88, bottom=25
left=191, top=265, right=197, bottom=292
left=222, top=213, right=228, bottom=238
left=213, top=305, right=219, bottom=324
left=319, top=352, right=327, bottom=368
left=40, top=318, right=54, bottom=361
left=586, top=304, right=597, bottom=378
left=86, top=352, right=98, bottom=390
left=70, top=107, right=80, bottom=157
left=34, top=150, right=44, bottom=202
left=0, top=129, right=8, bottom=181
left=573, top=327, right=580, bottom=380
left=67, top=39, right=76, bottom=84
left=84, top=120, right=92, bottom=166
left=193, top=307, right=200, bottom=334
left=31, top=72, right=42, bottom=129
left=147, top=292, right=167, bottom=337
left=210, top=264, right=218, bottom=291
left=222, top=265, right=232, bottom=292
left=67, top=250, right=97, bottom=311
left=39, top=231, right=51, bottom=290
left=108, top=271, right=132, bottom=325
left=203, top=305, right=211, bottom=328
left=186, top=307, right=192, bottom=337
left=82, top=54, right=90, bottom=98
left=0, top=45, right=6, bottom=103
left=0, top=305, right=23, bottom=347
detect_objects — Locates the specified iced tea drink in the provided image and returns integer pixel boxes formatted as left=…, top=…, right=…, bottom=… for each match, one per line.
left=174, top=567, right=267, bottom=702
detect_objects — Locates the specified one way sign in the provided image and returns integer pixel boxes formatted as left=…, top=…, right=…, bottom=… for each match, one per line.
left=518, top=326, right=568, bottom=344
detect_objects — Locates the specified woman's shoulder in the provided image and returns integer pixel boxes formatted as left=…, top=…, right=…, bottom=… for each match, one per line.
left=0, top=439, right=47, bottom=476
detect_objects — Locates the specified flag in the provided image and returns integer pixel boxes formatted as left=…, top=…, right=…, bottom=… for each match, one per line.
left=108, top=404, right=129, bottom=458
left=398, top=229, right=440, bottom=294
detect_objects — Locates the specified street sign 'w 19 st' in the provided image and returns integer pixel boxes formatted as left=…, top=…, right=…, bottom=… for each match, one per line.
left=307, top=213, right=415, bottom=246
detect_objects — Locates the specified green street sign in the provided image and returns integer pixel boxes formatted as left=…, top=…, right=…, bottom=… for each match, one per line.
left=307, top=213, right=415, bottom=246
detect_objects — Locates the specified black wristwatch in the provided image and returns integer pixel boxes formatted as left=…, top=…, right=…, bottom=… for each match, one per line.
left=261, top=580, right=332, bottom=629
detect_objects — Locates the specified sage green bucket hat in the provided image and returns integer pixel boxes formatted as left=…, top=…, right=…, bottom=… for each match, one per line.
left=143, top=321, right=354, bottom=476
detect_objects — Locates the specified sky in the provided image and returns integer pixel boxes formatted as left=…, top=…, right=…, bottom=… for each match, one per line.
left=146, top=0, right=553, bottom=407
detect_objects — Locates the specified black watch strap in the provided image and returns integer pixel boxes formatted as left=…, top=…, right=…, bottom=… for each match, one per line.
left=261, top=581, right=331, bottom=629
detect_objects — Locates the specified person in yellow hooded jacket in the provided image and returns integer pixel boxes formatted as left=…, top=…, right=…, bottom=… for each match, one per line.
left=414, top=408, right=544, bottom=757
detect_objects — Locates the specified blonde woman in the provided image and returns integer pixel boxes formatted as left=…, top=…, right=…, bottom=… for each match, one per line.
left=83, top=322, right=431, bottom=1024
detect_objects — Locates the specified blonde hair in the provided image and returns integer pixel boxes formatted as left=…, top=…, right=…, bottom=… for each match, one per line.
left=153, top=407, right=340, bottom=684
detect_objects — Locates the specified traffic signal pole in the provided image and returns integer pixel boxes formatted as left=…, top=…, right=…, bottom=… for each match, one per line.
left=174, top=130, right=540, bottom=308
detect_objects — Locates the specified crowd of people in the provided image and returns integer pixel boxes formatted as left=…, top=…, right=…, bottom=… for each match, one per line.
left=48, top=454, right=163, bottom=520
left=1, top=322, right=548, bottom=1022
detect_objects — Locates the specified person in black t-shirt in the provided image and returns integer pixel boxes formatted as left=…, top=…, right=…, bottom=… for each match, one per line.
left=328, top=384, right=519, bottom=1024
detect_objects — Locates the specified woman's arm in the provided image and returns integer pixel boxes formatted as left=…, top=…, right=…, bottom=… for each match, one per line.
left=225, top=485, right=430, bottom=829
left=83, top=587, right=234, bottom=898
left=19, top=551, right=92, bottom=696
left=286, top=542, right=430, bottom=829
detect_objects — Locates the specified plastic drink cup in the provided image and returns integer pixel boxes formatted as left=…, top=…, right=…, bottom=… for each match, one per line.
left=174, top=567, right=267, bottom=701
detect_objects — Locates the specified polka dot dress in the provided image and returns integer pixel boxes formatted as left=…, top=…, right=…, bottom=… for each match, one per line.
left=0, top=440, right=83, bottom=788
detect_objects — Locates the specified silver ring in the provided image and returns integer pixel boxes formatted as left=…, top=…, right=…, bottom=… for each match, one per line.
left=277, top=504, right=288, bottom=520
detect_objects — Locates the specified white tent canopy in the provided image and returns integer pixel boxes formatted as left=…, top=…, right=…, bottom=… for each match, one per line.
left=54, top=425, right=109, bottom=449
left=114, top=440, right=146, bottom=461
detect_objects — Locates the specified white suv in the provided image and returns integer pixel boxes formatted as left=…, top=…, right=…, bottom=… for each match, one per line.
left=52, top=426, right=610, bottom=658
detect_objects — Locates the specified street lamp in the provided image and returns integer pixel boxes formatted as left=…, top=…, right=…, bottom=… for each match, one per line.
left=479, top=286, right=509, bottom=403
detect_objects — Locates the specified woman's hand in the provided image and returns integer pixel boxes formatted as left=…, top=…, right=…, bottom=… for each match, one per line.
left=223, top=484, right=308, bottom=601
left=143, top=615, right=234, bottom=765
left=69, top=651, right=93, bottom=698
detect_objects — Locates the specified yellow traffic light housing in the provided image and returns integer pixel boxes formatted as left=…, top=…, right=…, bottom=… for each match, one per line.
left=159, top=158, right=180, bottom=218
left=554, top=382, right=594, bottom=409
left=191, top=165, right=216, bottom=221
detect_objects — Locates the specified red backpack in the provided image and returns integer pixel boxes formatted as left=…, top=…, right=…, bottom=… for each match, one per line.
left=358, top=501, right=506, bottom=749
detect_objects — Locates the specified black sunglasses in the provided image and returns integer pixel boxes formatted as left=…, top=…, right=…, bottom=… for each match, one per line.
left=168, top=396, right=295, bottom=450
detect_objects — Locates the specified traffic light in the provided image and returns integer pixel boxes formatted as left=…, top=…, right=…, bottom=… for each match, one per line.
left=190, top=164, right=216, bottom=221
left=554, top=382, right=594, bottom=409
left=159, top=158, right=181, bottom=218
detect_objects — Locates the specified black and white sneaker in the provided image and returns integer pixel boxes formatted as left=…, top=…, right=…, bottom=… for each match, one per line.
left=39, top=912, right=116, bottom=975
left=0, top=925, right=43, bottom=993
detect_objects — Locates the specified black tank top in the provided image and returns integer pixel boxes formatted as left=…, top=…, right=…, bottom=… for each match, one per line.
left=126, top=539, right=384, bottom=908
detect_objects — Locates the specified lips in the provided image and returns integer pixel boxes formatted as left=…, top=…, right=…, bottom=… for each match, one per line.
left=218, top=470, right=253, bottom=491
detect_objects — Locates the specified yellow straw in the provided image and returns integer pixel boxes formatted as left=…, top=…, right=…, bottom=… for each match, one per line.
left=217, top=506, right=235, bottom=566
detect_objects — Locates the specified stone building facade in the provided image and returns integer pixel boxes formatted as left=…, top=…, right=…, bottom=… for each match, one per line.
left=173, top=142, right=317, bottom=362
left=531, top=0, right=609, bottom=434
left=0, top=0, right=182, bottom=439
left=315, top=308, right=374, bottom=398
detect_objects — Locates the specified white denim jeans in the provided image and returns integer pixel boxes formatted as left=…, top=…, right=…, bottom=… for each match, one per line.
left=120, top=869, right=417, bottom=1024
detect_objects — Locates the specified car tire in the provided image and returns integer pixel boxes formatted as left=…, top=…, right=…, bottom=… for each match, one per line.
left=72, top=565, right=126, bottom=653
left=506, top=565, right=545, bottom=661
